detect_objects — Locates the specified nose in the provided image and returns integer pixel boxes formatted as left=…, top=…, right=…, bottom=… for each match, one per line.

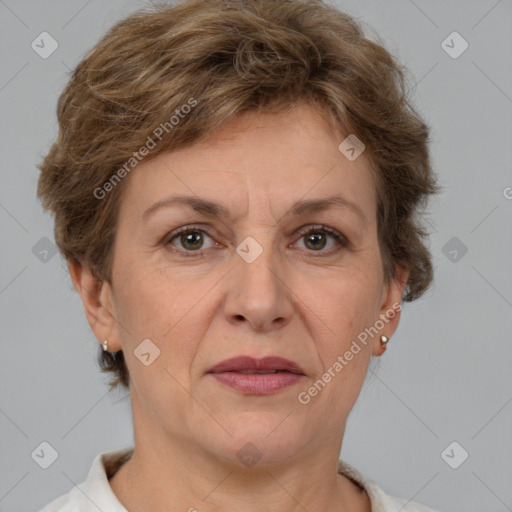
left=223, top=242, right=294, bottom=334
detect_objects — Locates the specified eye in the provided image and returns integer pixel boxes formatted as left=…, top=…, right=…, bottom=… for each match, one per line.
left=164, top=224, right=348, bottom=258
left=165, top=226, right=217, bottom=256
left=292, top=225, right=348, bottom=255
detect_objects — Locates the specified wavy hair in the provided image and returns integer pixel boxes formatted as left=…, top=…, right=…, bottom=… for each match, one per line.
left=37, top=0, right=439, bottom=390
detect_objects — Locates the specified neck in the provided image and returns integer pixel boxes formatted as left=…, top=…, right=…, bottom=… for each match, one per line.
left=108, top=393, right=370, bottom=512
left=109, top=435, right=370, bottom=512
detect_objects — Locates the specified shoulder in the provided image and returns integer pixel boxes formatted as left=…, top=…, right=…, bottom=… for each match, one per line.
left=37, top=477, right=94, bottom=512
left=365, top=480, right=440, bottom=512
left=338, top=459, right=441, bottom=512
left=37, top=448, right=133, bottom=512
left=38, top=493, right=68, bottom=512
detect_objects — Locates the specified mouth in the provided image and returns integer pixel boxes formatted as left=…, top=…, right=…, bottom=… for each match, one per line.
left=207, top=356, right=305, bottom=395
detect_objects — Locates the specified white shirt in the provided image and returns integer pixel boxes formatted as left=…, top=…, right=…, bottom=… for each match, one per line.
left=39, top=447, right=440, bottom=512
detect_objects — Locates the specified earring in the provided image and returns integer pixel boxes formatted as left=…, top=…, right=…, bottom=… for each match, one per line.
left=103, top=339, right=108, bottom=352
left=380, top=335, right=389, bottom=352
left=380, top=335, right=389, bottom=344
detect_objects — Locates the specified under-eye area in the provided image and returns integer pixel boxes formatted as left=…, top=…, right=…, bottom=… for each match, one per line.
left=34, top=1, right=442, bottom=511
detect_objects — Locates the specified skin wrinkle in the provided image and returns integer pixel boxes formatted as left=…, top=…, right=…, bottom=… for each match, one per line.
left=36, top=2, right=439, bottom=505
left=70, top=103, right=408, bottom=512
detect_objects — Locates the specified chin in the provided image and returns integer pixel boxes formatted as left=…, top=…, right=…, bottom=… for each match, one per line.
left=202, top=413, right=310, bottom=468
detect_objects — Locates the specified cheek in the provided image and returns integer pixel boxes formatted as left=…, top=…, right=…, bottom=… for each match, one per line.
left=303, top=263, right=381, bottom=337
left=114, top=256, right=188, bottom=330
left=112, top=271, right=202, bottom=407
left=305, top=290, right=376, bottom=416
left=112, top=263, right=211, bottom=367
left=296, top=263, right=380, bottom=395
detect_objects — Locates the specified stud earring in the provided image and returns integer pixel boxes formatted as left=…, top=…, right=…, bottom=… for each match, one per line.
left=103, top=339, right=108, bottom=352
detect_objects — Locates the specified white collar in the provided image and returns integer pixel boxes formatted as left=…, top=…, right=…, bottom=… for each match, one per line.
left=40, top=447, right=438, bottom=512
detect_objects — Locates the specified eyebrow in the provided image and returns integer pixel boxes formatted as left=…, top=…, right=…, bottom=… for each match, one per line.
left=142, top=194, right=367, bottom=224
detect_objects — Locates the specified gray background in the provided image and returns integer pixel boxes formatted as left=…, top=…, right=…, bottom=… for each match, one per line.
left=0, top=0, right=511, bottom=511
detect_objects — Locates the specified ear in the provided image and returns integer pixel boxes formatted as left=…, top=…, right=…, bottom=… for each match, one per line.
left=68, top=260, right=122, bottom=352
left=371, top=265, right=409, bottom=357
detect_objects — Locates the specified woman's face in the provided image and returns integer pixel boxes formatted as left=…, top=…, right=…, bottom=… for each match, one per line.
left=85, top=102, right=407, bottom=467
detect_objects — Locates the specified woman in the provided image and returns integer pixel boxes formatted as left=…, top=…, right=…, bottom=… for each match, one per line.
left=37, top=0, right=440, bottom=510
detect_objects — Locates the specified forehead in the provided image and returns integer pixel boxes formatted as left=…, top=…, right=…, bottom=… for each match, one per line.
left=118, top=102, right=377, bottom=225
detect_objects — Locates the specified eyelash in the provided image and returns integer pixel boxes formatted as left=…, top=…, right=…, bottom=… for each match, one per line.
left=164, top=224, right=349, bottom=258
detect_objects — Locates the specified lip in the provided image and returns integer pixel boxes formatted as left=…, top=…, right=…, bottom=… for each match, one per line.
left=208, top=356, right=305, bottom=375
left=207, top=356, right=306, bottom=395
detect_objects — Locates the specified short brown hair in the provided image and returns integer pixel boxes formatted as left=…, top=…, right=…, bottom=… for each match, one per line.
left=37, top=0, right=439, bottom=390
